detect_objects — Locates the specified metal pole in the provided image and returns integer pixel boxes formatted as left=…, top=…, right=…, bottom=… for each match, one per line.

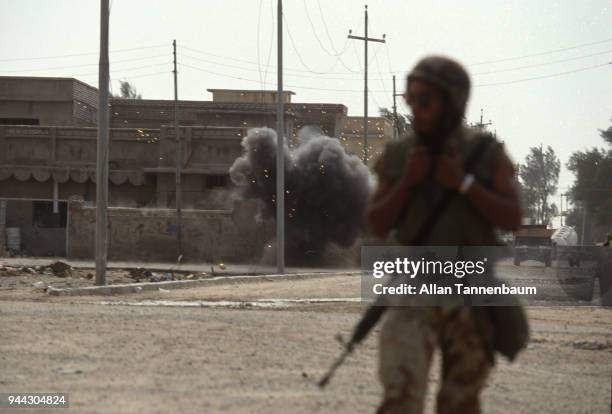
left=559, top=193, right=563, bottom=227
left=348, top=5, right=384, bottom=163
left=52, top=180, right=59, bottom=214
left=580, top=201, right=587, bottom=245
left=276, top=0, right=285, bottom=273
left=95, top=0, right=109, bottom=286
left=364, top=5, right=368, bottom=164
left=392, top=75, right=398, bottom=140
left=173, top=39, right=183, bottom=259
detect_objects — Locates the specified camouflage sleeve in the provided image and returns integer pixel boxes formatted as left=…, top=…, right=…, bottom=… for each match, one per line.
left=377, top=138, right=410, bottom=184
left=473, top=133, right=507, bottom=184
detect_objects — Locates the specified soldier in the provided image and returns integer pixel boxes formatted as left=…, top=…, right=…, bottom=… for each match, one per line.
left=367, top=56, right=522, bottom=414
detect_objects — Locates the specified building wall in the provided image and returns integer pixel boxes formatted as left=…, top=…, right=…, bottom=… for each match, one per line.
left=0, top=77, right=98, bottom=126
left=339, top=116, right=394, bottom=167
left=5, top=200, right=34, bottom=253
left=0, top=101, right=74, bottom=126
left=108, top=99, right=347, bottom=146
left=0, top=125, right=245, bottom=209
left=67, top=198, right=272, bottom=262
left=208, top=89, right=294, bottom=104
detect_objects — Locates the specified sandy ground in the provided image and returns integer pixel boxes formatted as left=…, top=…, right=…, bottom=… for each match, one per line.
left=0, top=268, right=611, bottom=414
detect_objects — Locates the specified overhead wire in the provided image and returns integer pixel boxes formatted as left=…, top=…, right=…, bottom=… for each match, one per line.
left=467, top=36, right=612, bottom=67
left=262, top=0, right=275, bottom=91
left=0, top=44, right=169, bottom=62
left=1, top=54, right=170, bottom=74
left=474, top=61, right=612, bottom=86
left=256, top=0, right=264, bottom=89
left=303, top=0, right=357, bottom=73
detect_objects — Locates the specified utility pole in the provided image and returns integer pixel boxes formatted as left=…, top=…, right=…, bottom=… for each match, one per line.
left=580, top=201, right=587, bottom=245
left=392, top=75, right=402, bottom=140
left=276, top=0, right=285, bottom=274
left=348, top=5, right=385, bottom=164
left=95, top=0, right=110, bottom=286
left=173, top=39, right=183, bottom=259
left=472, top=108, right=493, bottom=131
left=559, top=193, right=563, bottom=227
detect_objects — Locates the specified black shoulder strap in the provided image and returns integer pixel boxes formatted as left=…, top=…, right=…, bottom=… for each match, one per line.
left=410, top=135, right=494, bottom=245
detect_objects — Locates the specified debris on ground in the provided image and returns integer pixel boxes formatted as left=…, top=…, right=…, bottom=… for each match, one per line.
left=571, top=340, right=612, bottom=351
left=0, top=262, right=214, bottom=292
left=129, top=267, right=152, bottom=281
left=47, top=261, right=72, bottom=277
left=33, top=281, right=47, bottom=290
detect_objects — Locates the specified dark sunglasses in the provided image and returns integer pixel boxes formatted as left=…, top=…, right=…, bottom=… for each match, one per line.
left=404, top=91, right=435, bottom=109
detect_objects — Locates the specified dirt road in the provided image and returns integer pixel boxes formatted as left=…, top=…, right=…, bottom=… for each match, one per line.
left=1, top=271, right=611, bottom=413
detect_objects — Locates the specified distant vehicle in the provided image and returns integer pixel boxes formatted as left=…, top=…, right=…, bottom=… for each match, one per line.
left=513, top=225, right=554, bottom=266
left=551, top=226, right=581, bottom=267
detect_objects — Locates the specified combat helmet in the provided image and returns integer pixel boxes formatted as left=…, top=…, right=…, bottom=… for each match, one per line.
left=407, top=55, right=471, bottom=115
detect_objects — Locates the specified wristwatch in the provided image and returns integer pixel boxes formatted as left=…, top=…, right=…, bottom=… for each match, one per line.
left=459, top=174, right=475, bottom=194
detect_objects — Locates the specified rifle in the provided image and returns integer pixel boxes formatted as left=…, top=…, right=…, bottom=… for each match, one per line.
left=318, top=297, right=386, bottom=388
left=318, top=134, right=493, bottom=388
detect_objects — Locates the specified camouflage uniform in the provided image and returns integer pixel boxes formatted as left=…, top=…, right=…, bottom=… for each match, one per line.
left=375, top=56, right=504, bottom=414
left=377, top=307, right=494, bottom=414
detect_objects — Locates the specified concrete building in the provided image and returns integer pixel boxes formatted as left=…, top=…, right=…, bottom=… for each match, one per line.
left=339, top=116, right=394, bottom=166
left=0, top=76, right=98, bottom=127
left=109, top=88, right=348, bottom=147
left=0, top=76, right=390, bottom=260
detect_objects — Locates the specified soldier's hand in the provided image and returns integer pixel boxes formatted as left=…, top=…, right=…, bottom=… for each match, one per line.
left=401, top=146, right=431, bottom=187
left=435, top=152, right=465, bottom=190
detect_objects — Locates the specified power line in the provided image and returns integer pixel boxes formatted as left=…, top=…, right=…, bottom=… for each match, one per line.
left=180, top=37, right=611, bottom=77
left=68, top=63, right=171, bottom=81
left=474, top=61, right=611, bottom=86
left=1, top=54, right=169, bottom=73
left=179, top=62, right=379, bottom=92
left=179, top=52, right=389, bottom=81
left=303, top=0, right=335, bottom=56
left=468, top=36, right=612, bottom=67
left=372, top=39, right=393, bottom=108
left=0, top=44, right=169, bottom=62
left=178, top=59, right=611, bottom=92
left=473, top=48, right=612, bottom=75
left=182, top=44, right=349, bottom=75
left=384, top=42, right=395, bottom=75
left=282, top=13, right=343, bottom=75
left=262, top=0, right=275, bottom=91
left=303, top=0, right=356, bottom=73
left=256, top=0, right=265, bottom=89
left=317, top=0, right=358, bottom=65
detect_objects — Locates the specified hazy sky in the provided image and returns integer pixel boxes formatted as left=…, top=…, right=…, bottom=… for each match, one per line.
left=1, top=0, right=611, bottom=200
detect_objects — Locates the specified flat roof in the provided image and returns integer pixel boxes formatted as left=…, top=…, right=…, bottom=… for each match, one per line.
left=0, top=75, right=98, bottom=92
left=207, top=88, right=295, bottom=95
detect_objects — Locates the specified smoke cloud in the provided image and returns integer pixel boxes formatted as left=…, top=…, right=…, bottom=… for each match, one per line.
left=229, top=127, right=373, bottom=264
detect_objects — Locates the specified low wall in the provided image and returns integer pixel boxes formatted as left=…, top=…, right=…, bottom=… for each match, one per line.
left=67, top=198, right=272, bottom=263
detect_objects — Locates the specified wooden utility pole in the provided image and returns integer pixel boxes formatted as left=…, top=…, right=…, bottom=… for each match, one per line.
left=472, top=108, right=493, bottom=130
left=348, top=5, right=385, bottom=164
left=276, top=0, right=285, bottom=273
left=392, top=75, right=403, bottom=140
left=95, top=0, right=110, bottom=286
left=173, top=39, right=183, bottom=259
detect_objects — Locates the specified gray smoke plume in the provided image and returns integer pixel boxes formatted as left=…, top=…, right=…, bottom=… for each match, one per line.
left=229, top=127, right=373, bottom=264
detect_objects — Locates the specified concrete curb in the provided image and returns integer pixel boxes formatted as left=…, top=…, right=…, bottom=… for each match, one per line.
left=46, top=271, right=360, bottom=296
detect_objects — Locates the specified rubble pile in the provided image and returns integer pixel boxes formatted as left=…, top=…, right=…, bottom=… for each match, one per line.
left=0, top=261, right=210, bottom=289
